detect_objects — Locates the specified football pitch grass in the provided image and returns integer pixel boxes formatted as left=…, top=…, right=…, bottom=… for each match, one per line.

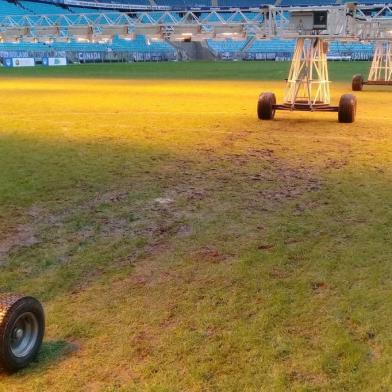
left=0, top=61, right=391, bottom=391
left=0, top=60, right=370, bottom=81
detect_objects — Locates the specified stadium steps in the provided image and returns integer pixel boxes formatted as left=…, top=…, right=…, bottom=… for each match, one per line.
left=199, top=40, right=217, bottom=60
left=16, top=2, right=33, bottom=15
left=241, top=36, right=256, bottom=53
left=170, top=41, right=216, bottom=60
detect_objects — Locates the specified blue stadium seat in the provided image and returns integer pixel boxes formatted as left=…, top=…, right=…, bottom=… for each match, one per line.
left=110, top=34, right=175, bottom=53
left=246, top=38, right=295, bottom=53
left=218, top=0, right=274, bottom=6
left=0, top=41, right=49, bottom=50
left=280, top=0, right=336, bottom=6
left=0, top=35, right=175, bottom=56
left=21, top=1, right=72, bottom=14
left=85, top=0, right=150, bottom=5
left=207, top=38, right=247, bottom=53
left=0, top=0, right=379, bottom=62
left=0, top=1, right=28, bottom=15
left=328, top=41, right=374, bottom=60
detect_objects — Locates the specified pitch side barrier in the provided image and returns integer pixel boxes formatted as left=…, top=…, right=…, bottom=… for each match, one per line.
left=0, top=50, right=177, bottom=64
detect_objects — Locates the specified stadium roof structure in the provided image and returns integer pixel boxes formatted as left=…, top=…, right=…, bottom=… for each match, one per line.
left=0, top=4, right=392, bottom=41
left=62, top=0, right=170, bottom=11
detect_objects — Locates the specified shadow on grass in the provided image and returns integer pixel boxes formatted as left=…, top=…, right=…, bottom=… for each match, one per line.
left=0, top=340, right=77, bottom=379
left=27, top=340, right=78, bottom=373
left=356, top=88, right=392, bottom=93
left=272, top=117, right=338, bottom=124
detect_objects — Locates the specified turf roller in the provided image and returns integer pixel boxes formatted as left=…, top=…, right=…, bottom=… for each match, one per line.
left=257, top=36, right=357, bottom=123
left=0, top=294, right=45, bottom=373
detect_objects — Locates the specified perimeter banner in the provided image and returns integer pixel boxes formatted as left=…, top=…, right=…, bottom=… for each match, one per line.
left=42, top=57, right=67, bottom=66
left=3, top=58, right=35, bottom=67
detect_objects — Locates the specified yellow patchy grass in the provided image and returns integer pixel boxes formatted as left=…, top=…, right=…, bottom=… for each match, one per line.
left=0, top=78, right=392, bottom=391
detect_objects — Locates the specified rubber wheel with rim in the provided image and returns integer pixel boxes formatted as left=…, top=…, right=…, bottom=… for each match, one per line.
left=0, top=295, right=45, bottom=373
left=338, top=94, right=357, bottom=123
left=257, top=92, right=276, bottom=120
left=352, top=74, right=364, bottom=91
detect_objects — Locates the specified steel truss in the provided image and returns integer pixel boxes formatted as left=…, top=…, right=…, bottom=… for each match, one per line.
left=352, top=40, right=392, bottom=90
left=260, top=36, right=353, bottom=123
left=368, top=40, right=392, bottom=84
left=0, top=4, right=390, bottom=38
left=349, top=4, right=392, bottom=40
left=0, top=12, right=132, bottom=28
left=283, top=37, right=331, bottom=110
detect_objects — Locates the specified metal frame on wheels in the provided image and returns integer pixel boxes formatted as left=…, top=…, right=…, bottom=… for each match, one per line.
left=258, top=35, right=356, bottom=122
left=275, top=37, right=338, bottom=113
left=368, top=40, right=392, bottom=85
left=256, top=7, right=358, bottom=122
left=352, top=40, right=392, bottom=90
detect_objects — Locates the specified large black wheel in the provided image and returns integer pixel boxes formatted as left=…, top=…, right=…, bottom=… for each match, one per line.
left=0, top=294, right=44, bottom=373
left=257, top=92, right=276, bottom=120
left=338, top=94, right=357, bottom=123
left=352, top=74, right=364, bottom=91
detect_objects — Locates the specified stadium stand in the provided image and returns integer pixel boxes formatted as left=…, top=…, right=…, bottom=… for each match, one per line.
left=246, top=39, right=295, bottom=54
left=243, top=38, right=295, bottom=60
left=0, top=42, right=49, bottom=51
left=79, top=0, right=150, bottom=5
left=145, top=11, right=181, bottom=22
left=0, top=33, right=177, bottom=63
left=20, top=1, right=72, bottom=14
left=206, top=37, right=374, bottom=61
left=0, top=1, right=27, bottom=15
left=328, top=41, right=374, bottom=60
left=218, top=0, right=274, bottom=6
left=110, top=34, right=174, bottom=52
left=207, top=39, right=248, bottom=59
left=0, top=0, right=378, bottom=64
left=279, top=0, right=337, bottom=6
left=154, top=0, right=212, bottom=7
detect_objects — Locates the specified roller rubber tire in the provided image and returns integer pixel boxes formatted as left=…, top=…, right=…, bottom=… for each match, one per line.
left=0, top=294, right=44, bottom=373
left=257, top=92, right=276, bottom=120
left=338, top=94, right=357, bottom=123
left=352, top=74, right=364, bottom=91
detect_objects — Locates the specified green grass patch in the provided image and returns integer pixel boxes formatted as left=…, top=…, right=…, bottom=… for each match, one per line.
left=0, top=60, right=370, bottom=81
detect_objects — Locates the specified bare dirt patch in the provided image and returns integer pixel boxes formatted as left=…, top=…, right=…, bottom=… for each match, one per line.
left=0, top=224, right=38, bottom=264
